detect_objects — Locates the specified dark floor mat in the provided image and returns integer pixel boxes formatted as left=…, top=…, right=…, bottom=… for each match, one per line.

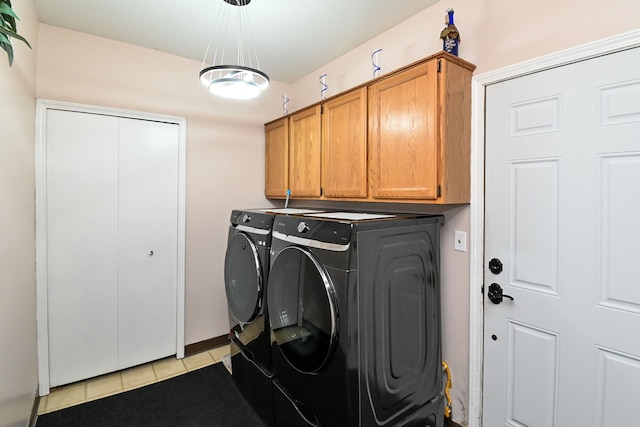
left=36, top=363, right=267, bottom=427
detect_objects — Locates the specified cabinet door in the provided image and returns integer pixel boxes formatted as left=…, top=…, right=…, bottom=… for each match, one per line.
left=289, top=106, right=322, bottom=197
left=369, top=60, right=439, bottom=199
left=322, top=87, right=368, bottom=198
left=265, top=118, right=289, bottom=198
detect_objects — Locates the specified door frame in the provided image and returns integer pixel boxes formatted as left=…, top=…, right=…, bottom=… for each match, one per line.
left=468, top=29, right=640, bottom=427
left=35, top=99, right=187, bottom=395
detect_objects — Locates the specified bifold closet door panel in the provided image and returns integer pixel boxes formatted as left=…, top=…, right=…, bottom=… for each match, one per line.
left=117, top=118, right=179, bottom=369
left=46, top=110, right=120, bottom=387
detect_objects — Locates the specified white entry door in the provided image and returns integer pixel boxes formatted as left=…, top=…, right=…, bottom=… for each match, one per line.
left=483, top=47, right=640, bottom=426
left=45, top=109, right=179, bottom=387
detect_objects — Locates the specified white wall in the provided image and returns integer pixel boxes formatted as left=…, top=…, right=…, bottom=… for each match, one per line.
left=0, top=1, right=39, bottom=426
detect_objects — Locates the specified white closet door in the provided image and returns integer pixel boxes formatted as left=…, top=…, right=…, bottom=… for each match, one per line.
left=47, top=110, right=120, bottom=386
left=117, top=118, right=178, bottom=369
left=45, top=109, right=180, bottom=387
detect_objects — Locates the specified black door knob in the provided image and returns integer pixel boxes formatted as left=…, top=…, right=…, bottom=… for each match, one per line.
left=487, top=283, right=514, bottom=304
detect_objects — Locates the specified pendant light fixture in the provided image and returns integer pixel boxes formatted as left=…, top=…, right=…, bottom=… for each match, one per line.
left=199, top=0, right=270, bottom=100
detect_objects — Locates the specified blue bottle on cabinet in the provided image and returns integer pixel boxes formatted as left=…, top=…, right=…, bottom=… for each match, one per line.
left=440, top=8, right=460, bottom=56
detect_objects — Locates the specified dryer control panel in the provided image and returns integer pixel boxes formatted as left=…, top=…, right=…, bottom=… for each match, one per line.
left=273, top=216, right=352, bottom=245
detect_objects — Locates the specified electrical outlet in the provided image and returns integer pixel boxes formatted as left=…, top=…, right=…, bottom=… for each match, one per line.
left=454, top=230, right=467, bottom=252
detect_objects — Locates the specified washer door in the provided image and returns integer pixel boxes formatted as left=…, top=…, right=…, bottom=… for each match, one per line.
left=224, top=232, right=263, bottom=324
left=268, top=246, right=338, bottom=374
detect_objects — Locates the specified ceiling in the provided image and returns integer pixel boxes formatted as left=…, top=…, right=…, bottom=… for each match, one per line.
left=34, top=0, right=441, bottom=84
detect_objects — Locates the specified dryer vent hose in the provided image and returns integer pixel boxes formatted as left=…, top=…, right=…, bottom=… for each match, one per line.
left=442, top=361, right=453, bottom=418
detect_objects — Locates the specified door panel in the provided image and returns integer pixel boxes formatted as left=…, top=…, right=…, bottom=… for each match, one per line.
left=505, top=321, right=558, bottom=427
left=117, top=118, right=179, bottom=369
left=46, top=110, right=120, bottom=386
left=598, top=154, right=640, bottom=313
left=509, top=160, right=560, bottom=294
left=593, top=347, right=640, bottom=425
left=483, top=47, right=640, bottom=426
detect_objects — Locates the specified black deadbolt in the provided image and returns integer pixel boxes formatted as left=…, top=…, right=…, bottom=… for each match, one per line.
left=489, top=258, right=503, bottom=274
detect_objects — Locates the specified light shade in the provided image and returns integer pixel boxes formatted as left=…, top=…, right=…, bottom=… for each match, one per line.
left=200, top=65, right=270, bottom=100
left=199, top=0, right=270, bottom=100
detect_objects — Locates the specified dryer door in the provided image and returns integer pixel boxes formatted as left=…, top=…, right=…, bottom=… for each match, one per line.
left=224, top=232, right=263, bottom=324
left=268, top=246, right=338, bottom=373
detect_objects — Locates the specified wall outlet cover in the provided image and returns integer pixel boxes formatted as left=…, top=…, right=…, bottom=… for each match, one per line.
left=454, top=230, right=467, bottom=252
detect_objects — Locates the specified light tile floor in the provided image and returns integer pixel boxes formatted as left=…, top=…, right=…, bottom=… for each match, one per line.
left=38, top=344, right=230, bottom=415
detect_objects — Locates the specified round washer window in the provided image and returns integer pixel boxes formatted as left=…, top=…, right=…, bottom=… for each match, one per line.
left=224, top=233, right=262, bottom=324
left=267, top=246, right=338, bottom=373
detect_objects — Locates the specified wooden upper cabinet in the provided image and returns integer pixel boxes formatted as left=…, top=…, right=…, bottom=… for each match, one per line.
left=264, top=52, right=475, bottom=204
left=322, top=87, right=367, bottom=198
left=368, top=55, right=474, bottom=203
left=369, top=60, right=439, bottom=200
left=265, top=118, right=289, bottom=198
left=289, top=105, right=322, bottom=197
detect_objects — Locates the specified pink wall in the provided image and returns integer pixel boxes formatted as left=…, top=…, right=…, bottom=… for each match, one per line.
left=36, top=25, right=291, bottom=345
left=292, top=0, right=640, bottom=104
left=33, top=0, right=640, bottom=424
left=0, top=1, right=39, bottom=425
left=286, top=1, right=639, bottom=424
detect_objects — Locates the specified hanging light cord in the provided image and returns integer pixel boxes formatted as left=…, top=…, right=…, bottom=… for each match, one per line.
left=199, top=0, right=270, bottom=99
left=200, top=2, right=228, bottom=71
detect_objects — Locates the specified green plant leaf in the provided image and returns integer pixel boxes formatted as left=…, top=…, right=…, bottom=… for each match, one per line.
left=1, top=2, right=18, bottom=32
left=0, top=3, right=19, bottom=20
left=0, top=0, right=30, bottom=64
left=1, top=39, right=14, bottom=66
left=0, top=25, right=30, bottom=48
